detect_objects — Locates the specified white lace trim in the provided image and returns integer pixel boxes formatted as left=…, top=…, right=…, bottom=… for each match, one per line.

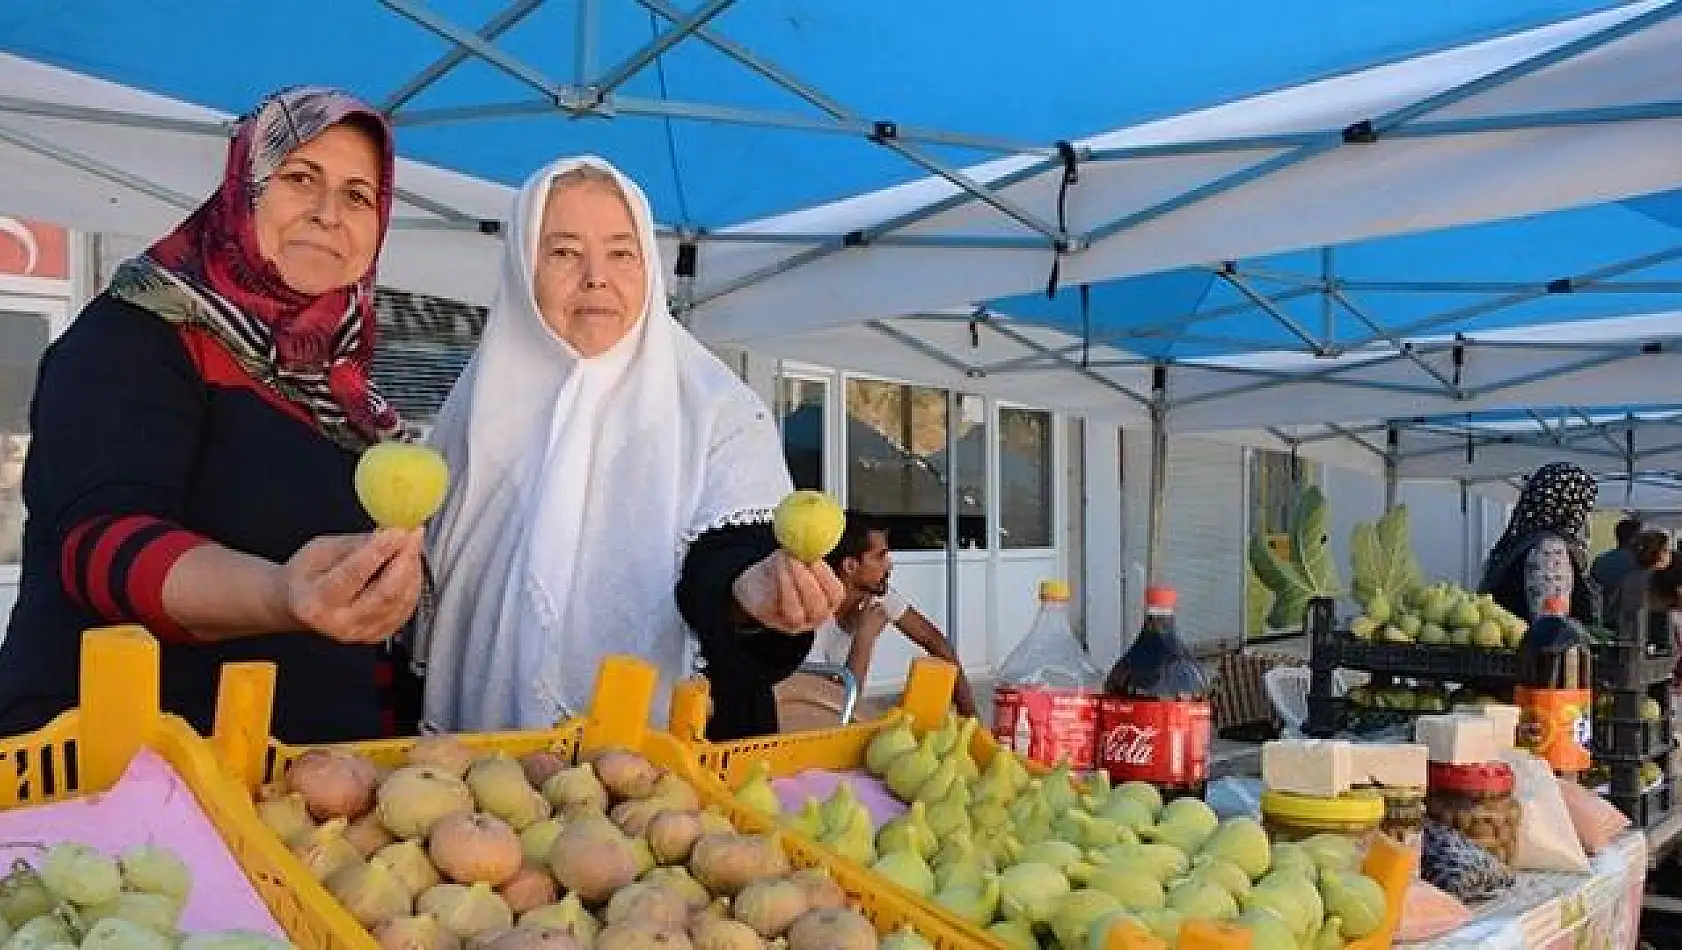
left=681, top=506, right=775, bottom=550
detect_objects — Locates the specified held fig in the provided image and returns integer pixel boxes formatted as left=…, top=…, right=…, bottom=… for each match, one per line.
left=356, top=441, right=450, bottom=529
left=773, top=491, right=845, bottom=563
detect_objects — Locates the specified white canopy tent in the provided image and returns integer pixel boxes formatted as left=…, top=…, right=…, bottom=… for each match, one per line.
left=6, top=3, right=1682, bottom=586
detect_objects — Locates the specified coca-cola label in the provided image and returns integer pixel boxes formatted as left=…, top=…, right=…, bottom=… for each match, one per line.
left=991, top=686, right=1099, bottom=770
left=1096, top=697, right=1210, bottom=785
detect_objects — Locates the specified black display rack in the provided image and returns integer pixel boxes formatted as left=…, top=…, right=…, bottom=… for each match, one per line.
left=1304, top=594, right=1678, bottom=830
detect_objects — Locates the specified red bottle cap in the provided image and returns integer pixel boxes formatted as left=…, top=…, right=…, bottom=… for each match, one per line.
left=1428, top=760, right=1515, bottom=795
left=1145, top=587, right=1177, bottom=609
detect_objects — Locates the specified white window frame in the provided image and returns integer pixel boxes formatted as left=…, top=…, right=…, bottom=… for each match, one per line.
left=0, top=277, right=74, bottom=588
left=992, top=399, right=1064, bottom=559
left=837, top=369, right=990, bottom=562
left=772, top=369, right=834, bottom=494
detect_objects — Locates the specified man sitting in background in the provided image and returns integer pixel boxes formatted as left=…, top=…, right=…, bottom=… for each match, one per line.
left=807, top=512, right=977, bottom=717
left=1592, top=516, right=1644, bottom=598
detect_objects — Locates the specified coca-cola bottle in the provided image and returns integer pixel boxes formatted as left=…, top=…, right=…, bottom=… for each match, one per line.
left=991, top=580, right=1105, bottom=769
left=1098, top=586, right=1212, bottom=799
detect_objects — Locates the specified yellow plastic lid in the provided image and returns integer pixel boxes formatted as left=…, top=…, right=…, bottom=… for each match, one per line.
left=1261, top=788, right=1385, bottom=826
left=1040, top=580, right=1071, bottom=602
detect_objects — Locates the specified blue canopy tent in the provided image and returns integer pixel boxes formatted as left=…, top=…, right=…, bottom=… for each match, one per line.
left=5, top=0, right=1682, bottom=597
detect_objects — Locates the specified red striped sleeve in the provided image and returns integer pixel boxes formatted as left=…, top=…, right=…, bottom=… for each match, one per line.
left=60, top=514, right=210, bottom=643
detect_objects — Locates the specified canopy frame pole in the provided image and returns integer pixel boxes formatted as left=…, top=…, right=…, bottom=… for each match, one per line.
left=945, top=389, right=961, bottom=656
left=1081, top=2, right=1681, bottom=247
left=588, top=0, right=738, bottom=102
left=576, top=0, right=598, bottom=86
left=629, top=0, right=1071, bottom=245
left=1145, top=365, right=1169, bottom=585
left=379, top=0, right=545, bottom=115
left=1384, top=425, right=1400, bottom=512
left=0, top=122, right=197, bottom=210
left=1324, top=289, right=1464, bottom=396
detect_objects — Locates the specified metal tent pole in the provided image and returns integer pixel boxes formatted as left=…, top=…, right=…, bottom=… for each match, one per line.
left=945, top=389, right=961, bottom=652
left=1145, top=366, right=1169, bottom=585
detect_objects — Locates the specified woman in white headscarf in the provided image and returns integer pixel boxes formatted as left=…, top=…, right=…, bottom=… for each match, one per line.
left=418, top=156, right=843, bottom=740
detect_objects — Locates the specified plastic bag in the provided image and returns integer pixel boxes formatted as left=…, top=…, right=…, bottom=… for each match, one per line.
left=1421, top=820, right=1514, bottom=902
left=1205, top=776, right=1264, bottom=821
left=1497, top=749, right=1591, bottom=874
left=1556, top=776, right=1630, bottom=854
left=1397, top=879, right=1473, bottom=942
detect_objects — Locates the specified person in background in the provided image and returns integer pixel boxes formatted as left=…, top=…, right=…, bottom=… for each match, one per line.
left=811, top=512, right=978, bottom=717
left=1605, top=530, right=1674, bottom=642
left=1591, top=515, right=1644, bottom=594
left=418, top=156, right=843, bottom=742
left=0, top=88, right=424, bottom=743
left=1478, top=462, right=1601, bottom=625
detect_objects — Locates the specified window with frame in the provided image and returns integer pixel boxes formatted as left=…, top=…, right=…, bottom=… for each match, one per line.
left=0, top=310, right=50, bottom=567
left=776, top=376, right=827, bottom=492
left=998, top=405, right=1054, bottom=548
left=845, top=378, right=986, bottom=550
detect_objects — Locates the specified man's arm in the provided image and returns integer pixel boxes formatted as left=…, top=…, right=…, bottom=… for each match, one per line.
left=842, top=605, right=893, bottom=693
left=894, top=605, right=978, bottom=717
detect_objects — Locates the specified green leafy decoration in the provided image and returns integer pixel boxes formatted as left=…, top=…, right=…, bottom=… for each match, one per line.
left=1349, top=504, right=1423, bottom=609
left=1248, top=484, right=1341, bottom=630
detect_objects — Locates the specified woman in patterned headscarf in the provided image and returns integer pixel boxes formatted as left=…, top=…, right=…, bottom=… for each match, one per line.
left=0, top=87, right=424, bottom=743
left=1478, top=461, right=1602, bottom=624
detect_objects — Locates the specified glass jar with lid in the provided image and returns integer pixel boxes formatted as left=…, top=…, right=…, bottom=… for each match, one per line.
left=1425, top=761, right=1521, bottom=865
left=1261, top=789, right=1386, bottom=844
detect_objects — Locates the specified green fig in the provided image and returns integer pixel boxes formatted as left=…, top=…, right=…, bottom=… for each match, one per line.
left=871, top=848, right=935, bottom=897
left=1187, top=856, right=1251, bottom=900
left=935, top=872, right=1001, bottom=926
left=1113, top=781, right=1163, bottom=817
left=1238, top=908, right=1299, bottom=950
left=1050, top=889, right=1124, bottom=950
left=733, top=760, right=781, bottom=817
left=998, top=862, right=1072, bottom=925
left=787, top=796, right=826, bottom=840
left=1095, top=795, right=1156, bottom=834
left=818, top=806, right=877, bottom=866
left=865, top=712, right=919, bottom=776
left=1016, top=839, right=1085, bottom=875
left=876, top=801, right=938, bottom=859
left=819, top=781, right=863, bottom=835
left=1199, top=817, right=1271, bottom=880
left=970, top=752, right=1017, bottom=808
left=1082, top=866, right=1166, bottom=912
left=928, top=711, right=962, bottom=758
left=949, top=717, right=981, bottom=783
left=1093, top=843, right=1190, bottom=883
left=1041, top=760, right=1082, bottom=814
left=1318, top=869, right=1386, bottom=939
left=1166, top=879, right=1239, bottom=920
left=883, top=733, right=940, bottom=801
left=913, top=757, right=961, bottom=806
left=925, top=781, right=972, bottom=838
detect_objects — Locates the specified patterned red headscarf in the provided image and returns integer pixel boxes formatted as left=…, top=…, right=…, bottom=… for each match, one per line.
left=109, top=86, right=404, bottom=448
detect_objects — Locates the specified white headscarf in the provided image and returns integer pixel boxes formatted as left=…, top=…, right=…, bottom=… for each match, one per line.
left=416, top=155, right=792, bottom=732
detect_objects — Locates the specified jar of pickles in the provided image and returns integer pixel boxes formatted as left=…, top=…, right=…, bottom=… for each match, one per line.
left=1425, top=761, right=1521, bottom=865
left=1260, top=789, right=1385, bottom=844
left=1355, top=784, right=1427, bottom=871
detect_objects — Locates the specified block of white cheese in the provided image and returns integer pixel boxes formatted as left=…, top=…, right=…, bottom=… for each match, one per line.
left=1414, top=713, right=1499, bottom=764
left=1453, top=703, right=1521, bottom=750
left=1348, top=742, right=1429, bottom=789
left=1262, top=740, right=1355, bottom=797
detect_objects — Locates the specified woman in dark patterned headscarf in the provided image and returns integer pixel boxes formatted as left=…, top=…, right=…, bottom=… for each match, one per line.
left=1478, top=461, right=1602, bottom=624
left=0, top=87, right=424, bottom=743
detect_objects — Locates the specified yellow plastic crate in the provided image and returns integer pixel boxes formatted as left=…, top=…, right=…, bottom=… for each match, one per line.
left=210, top=653, right=988, bottom=950
left=0, top=627, right=349, bottom=948
left=668, top=657, right=1413, bottom=950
